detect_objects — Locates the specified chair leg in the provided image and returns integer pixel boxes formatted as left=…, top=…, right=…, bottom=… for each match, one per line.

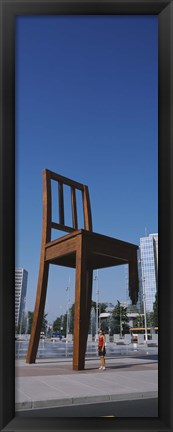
left=26, top=260, right=49, bottom=363
left=129, top=252, right=139, bottom=304
left=85, top=269, right=93, bottom=335
left=73, top=247, right=93, bottom=370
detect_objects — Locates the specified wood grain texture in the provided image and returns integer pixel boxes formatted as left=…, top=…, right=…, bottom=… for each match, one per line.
left=26, top=170, right=51, bottom=363
left=83, top=186, right=92, bottom=231
left=71, top=187, right=78, bottom=229
left=58, top=182, right=65, bottom=225
left=73, top=237, right=93, bottom=370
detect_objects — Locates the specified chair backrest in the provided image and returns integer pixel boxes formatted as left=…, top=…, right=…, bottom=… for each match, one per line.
left=42, top=169, right=92, bottom=243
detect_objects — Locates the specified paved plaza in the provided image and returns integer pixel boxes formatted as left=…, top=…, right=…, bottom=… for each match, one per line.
left=15, top=349, right=158, bottom=412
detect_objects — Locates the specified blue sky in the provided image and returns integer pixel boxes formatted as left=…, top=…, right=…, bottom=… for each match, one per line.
left=15, top=15, right=158, bottom=323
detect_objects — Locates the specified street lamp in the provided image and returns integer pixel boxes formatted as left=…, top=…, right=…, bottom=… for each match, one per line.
left=142, top=276, right=148, bottom=343
left=120, top=303, right=122, bottom=338
left=59, top=305, right=64, bottom=334
left=94, top=270, right=99, bottom=341
left=66, top=277, right=70, bottom=343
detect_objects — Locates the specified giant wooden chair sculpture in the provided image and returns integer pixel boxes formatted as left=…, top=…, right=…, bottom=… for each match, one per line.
left=26, top=168, right=139, bottom=370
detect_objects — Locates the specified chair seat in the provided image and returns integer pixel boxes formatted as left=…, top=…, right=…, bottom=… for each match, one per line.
left=45, top=229, right=138, bottom=270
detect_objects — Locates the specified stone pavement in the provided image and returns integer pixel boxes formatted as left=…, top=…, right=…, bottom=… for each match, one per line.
left=15, top=353, right=158, bottom=411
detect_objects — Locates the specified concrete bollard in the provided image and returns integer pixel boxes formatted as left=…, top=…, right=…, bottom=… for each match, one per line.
left=133, top=342, right=138, bottom=351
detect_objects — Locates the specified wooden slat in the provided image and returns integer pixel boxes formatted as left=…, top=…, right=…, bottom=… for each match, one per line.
left=71, top=187, right=78, bottom=229
left=58, top=182, right=64, bottom=225
left=51, top=222, right=74, bottom=233
left=42, top=170, right=52, bottom=244
left=83, top=186, right=92, bottom=231
left=44, top=168, right=84, bottom=190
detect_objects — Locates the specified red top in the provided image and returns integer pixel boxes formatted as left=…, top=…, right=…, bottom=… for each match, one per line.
left=98, top=335, right=104, bottom=349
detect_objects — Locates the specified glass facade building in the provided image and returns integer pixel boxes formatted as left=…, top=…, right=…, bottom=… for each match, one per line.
left=15, top=268, right=28, bottom=330
left=139, top=233, right=158, bottom=312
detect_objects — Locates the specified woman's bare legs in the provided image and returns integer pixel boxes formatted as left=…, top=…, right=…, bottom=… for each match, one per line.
left=100, top=355, right=105, bottom=369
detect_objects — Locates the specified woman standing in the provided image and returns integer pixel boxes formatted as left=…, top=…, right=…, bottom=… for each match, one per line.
left=98, top=329, right=106, bottom=370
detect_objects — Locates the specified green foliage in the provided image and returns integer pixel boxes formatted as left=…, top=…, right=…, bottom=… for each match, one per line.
left=17, top=315, right=26, bottom=334
left=53, top=316, right=63, bottom=332
left=100, top=303, right=107, bottom=313
left=41, top=313, right=48, bottom=333
left=69, top=303, right=75, bottom=333
left=100, top=319, right=109, bottom=333
left=145, top=291, right=158, bottom=328
left=53, top=314, right=66, bottom=335
left=133, top=314, right=144, bottom=328
left=24, top=311, right=48, bottom=334
left=112, top=300, right=129, bottom=334
left=91, top=301, right=107, bottom=314
left=112, top=300, right=128, bottom=322
left=27, top=311, right=34, bottom=334
left=98, top=299, right=130, bottom=336
left=153, top=290, right=158, bottom=326
left=52, top=301, right=107, bottom=337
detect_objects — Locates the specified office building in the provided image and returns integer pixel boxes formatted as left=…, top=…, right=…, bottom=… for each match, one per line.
left=139, top=233, right=158, bottom=313
left=15, top=268, right=28, bottom=330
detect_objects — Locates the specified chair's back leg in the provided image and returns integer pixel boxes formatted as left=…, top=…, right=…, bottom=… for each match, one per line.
left=73, top=244, right=93, bottom=370
left=129, top=252, right=139, bottom=304
left=26, top=260, right=49, bottom=363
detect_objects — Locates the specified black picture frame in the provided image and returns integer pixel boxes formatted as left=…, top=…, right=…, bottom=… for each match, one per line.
left=0, top=0, right=173, bottom=431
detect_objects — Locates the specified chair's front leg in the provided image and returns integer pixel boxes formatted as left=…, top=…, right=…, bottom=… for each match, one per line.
left=26, top=260, right=49, bottom=363
left=73, top=239, right=93, bottom=370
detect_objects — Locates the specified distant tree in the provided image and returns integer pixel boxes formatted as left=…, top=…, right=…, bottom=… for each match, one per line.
left=17, top=312, right=26, bottom=334
left=27, top=311, right=34, bottom=334
left=100, top=319, right=109, bottom=334
left=69, top=304, right=75, bottom=333
left=91, top=300, right=107, bottom=314
left=133, top=314, right=144, bottom=328
left=112, top=300, right=129, bottom=335
left=152, top=290, right=158, bottom=326
left=56, top=301, right=108, bottom=336
left=27, top=311, right=48, bottom=334
left=41, top=313, right=48, bottom=334
left=53, top=316, right=62, bottom=332
left=53, top=315, right=66, bottom=335
left=143, top=292, right=158, bottom=330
